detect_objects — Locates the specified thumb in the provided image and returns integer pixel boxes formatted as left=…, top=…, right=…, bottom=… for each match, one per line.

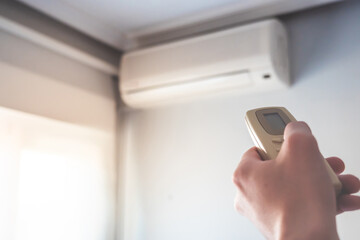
left=284, top=121, right=312, bottom=141
left=282, top=121, right=321, bottom=161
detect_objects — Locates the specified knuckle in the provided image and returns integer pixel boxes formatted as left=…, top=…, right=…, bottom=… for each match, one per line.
left=232, top=173, right=240, bottom=185
left=232, top=169, right=244, bottom=186
left=233, top=161, right=252, bottom=186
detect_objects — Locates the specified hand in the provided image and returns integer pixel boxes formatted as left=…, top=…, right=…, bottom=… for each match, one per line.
left=233, top=122, right=360, bottom=240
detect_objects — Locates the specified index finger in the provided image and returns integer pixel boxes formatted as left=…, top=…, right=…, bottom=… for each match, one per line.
left=241, top=147, right=263, bottom=163
left=233, top=147, right=262, bottom=185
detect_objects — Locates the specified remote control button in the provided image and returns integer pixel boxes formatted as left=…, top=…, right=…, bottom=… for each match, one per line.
left=272, top=137, right=284, bottom=143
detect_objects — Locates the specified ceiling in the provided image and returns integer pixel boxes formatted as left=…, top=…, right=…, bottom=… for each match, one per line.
left=18, top=0, right=341, bottom=50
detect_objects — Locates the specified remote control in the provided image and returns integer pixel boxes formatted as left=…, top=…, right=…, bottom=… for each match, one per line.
left=245, top=107, right=342, bottom=195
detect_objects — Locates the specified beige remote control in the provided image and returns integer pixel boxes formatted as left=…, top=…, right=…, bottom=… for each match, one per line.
left=245, top=107, right=342, bottom=195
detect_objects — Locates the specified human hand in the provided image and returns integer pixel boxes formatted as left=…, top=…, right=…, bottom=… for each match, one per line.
left=233, top=122, right=360, bottom=240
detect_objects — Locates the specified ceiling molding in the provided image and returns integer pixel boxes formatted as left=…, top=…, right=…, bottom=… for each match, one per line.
left=0, top=17, right=117, bottom=75
left=0, top=1, right=121, bottom=75
left=19, top=0, right=125, bottom=50
left=124, top=0, right=342, bottom=50
left=16, top=0, right=341, bottom=52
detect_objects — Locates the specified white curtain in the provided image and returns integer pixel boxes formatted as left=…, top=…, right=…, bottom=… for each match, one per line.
left=0, top=106, right=115, bottom=240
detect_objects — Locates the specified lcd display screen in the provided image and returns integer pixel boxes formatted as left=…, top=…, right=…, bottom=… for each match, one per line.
left=264, top=113, right=286, bottom=132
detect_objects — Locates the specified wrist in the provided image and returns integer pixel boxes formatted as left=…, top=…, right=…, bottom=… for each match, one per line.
left=276, top=212, right=339, bottom=240
left=278, top=225, right=339, bottom=240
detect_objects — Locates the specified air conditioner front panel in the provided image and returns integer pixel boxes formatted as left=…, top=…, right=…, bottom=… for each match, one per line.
left=121, top=20, right=276, bottom=89
left=120, top=19, right=289, bottom=108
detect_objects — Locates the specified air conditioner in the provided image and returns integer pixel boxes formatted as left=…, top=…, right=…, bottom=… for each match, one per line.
left=119, top=19, right=289, bottom=108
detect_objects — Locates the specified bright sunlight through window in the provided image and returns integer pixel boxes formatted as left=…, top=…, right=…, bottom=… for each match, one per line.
left=0, top=107, right=115, bottom=240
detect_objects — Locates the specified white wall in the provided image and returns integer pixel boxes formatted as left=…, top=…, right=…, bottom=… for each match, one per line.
left=123, top=1, right=360, bottom=239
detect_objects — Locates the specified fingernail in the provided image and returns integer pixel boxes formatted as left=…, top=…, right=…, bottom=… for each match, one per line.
left=284, top=121, right=312, bottom=139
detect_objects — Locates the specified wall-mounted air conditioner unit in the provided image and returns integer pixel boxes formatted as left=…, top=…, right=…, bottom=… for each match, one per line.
left=119, top=19, right=289, bottom=108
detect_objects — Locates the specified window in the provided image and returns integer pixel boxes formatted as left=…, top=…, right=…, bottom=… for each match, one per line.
left=0, top=107, right=115, bottom=240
